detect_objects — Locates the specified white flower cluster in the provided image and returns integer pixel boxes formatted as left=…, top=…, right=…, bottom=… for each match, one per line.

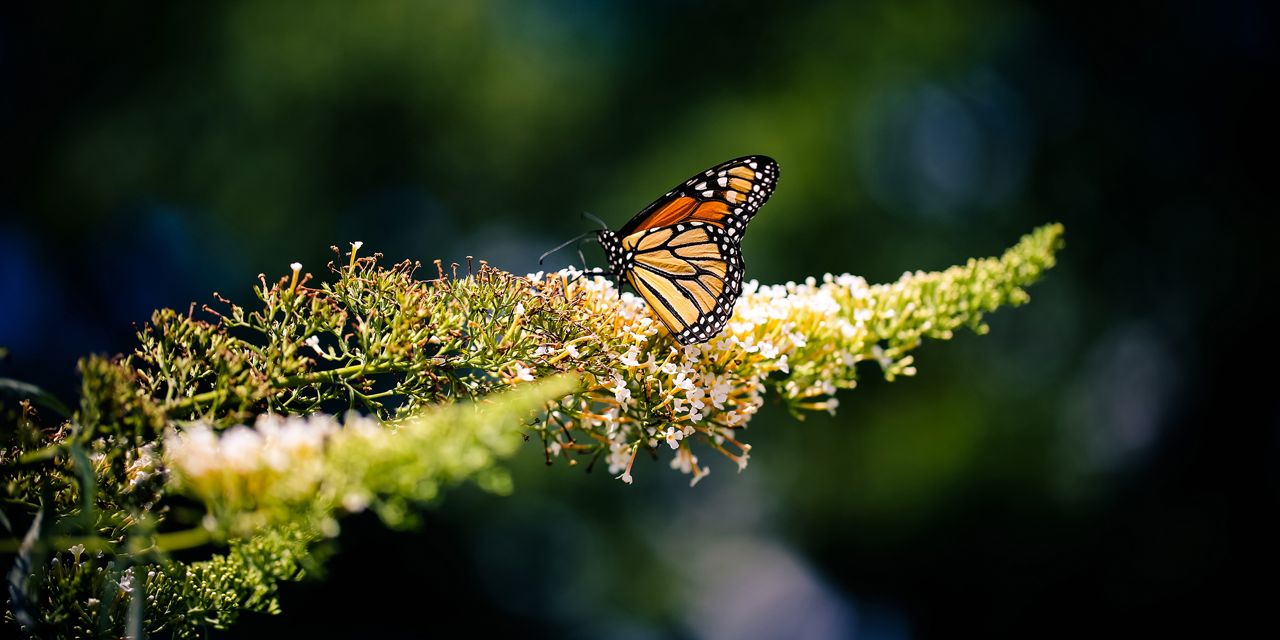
left=158, top=378, right=580, bottom=532
left=123, top=442, right=162, bottom=493
left=164, top=413, right=356, bottom=511
left=524, top=267, right=892, bottom=485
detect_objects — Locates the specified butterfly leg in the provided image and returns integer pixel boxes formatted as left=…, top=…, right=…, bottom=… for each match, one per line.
left=563, top=266, right=610, bottom=284
left=567, top=267, right=623, bottom=298
left=595, top=270, right=623, bottom=299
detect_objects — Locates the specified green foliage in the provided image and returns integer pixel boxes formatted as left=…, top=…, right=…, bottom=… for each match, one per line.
left=23, top=524, right=312, bottom=638
left=165, top=377, right=580, bottom=536
left=4, top=379, right=576, bottom=638
left=1, top=225, right=1062, bottom=637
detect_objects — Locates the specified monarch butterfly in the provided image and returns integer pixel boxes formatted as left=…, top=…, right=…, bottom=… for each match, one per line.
left=545, top=155, right=779, bottom=345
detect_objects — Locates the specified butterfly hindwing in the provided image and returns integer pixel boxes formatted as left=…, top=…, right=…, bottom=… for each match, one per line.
left=621, top=221, right=744, bottom=345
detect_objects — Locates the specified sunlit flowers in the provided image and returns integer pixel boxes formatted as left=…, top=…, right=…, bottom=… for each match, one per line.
left=163, top=378, right=580, bottom=532
left=9, top=215, right=1060, bottom=639
left=164, top=414, right=344, bottom=517
left=523, top=223, right=1063, bottom=484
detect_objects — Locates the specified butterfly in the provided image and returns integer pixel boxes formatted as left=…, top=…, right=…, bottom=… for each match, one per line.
left=591, top=155, right=779, bottom=345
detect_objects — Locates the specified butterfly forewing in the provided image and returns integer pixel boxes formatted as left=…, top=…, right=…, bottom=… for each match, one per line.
left=618, top=156, right=779, bottom=238
left=600, top=155, right=778, bottom=345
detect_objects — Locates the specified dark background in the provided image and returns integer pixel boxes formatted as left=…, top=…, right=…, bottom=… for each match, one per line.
left=2, top=1, right=1274, bottom=637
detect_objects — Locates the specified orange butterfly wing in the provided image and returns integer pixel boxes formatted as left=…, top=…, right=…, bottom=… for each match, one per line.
left=621, top=222, right=744, bottom=344
left=618, top=155, right=779, bottom=239
left=598, top=155, right=780, bottom=345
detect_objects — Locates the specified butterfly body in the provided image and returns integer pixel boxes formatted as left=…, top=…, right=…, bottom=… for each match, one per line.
left=596, top=155, right=778, bottom=345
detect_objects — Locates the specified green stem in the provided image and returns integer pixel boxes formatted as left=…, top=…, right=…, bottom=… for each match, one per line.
left=0, top=527, right=213, bottom=555
left=163, top=362, right=408, bottom=413
left=152, top=526, right=214, bottom=553
left=14, top=444, right=67, bottom=466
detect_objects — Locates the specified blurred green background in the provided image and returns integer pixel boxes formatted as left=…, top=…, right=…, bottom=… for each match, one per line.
left=2, top=0, right=1272, bottom=637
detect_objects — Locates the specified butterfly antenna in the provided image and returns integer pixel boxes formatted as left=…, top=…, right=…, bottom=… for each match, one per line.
left=539, top=230, right=594, bottom=265
left=581, top=211, right=610, bottom=230
left=576, top=235, right=599, bottom=271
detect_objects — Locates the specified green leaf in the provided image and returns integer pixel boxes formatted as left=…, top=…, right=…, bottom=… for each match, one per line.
left=0, top=377, right=72, bottom=418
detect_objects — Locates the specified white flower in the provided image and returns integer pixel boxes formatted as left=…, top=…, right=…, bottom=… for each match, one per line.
left=350, top=240, right=364, bottom=250
left=304, top=335, right=324, bottom=356
left=619, top=346, right=641, bottom=367
left=219, top=426, right=264, bottom=474
left=290, top=262, right=302, bottom=272
left=123, top=443, right=159, bottom=491
left=606, top=443, right=630, bottom=474
left=661, top=362, right=678, bottom=375
left=565, top=343, right=580, bottom=358
left=673, top=371, right=695, bottom=392
left=872, top=344, right=893, bottom=369
left=609, top=376, right=631, bottom=403
left=642, top=353, right=659, bottom=373
left=342, top=492, right=370, bottom=513
left=601, top=408, right=620, bottom=435
left=758, top=341, right=779, bottom=359
left=710, top=380, right=732, bottom=409
left=662, top=426, right=684, bottom=449
left=617, top=471, right=633, bottom=484
left=513, top=363, right=535, bottom=382
left=687, top=386, right=706, bottom=411
left=670, top=447, right=698, bottom=473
